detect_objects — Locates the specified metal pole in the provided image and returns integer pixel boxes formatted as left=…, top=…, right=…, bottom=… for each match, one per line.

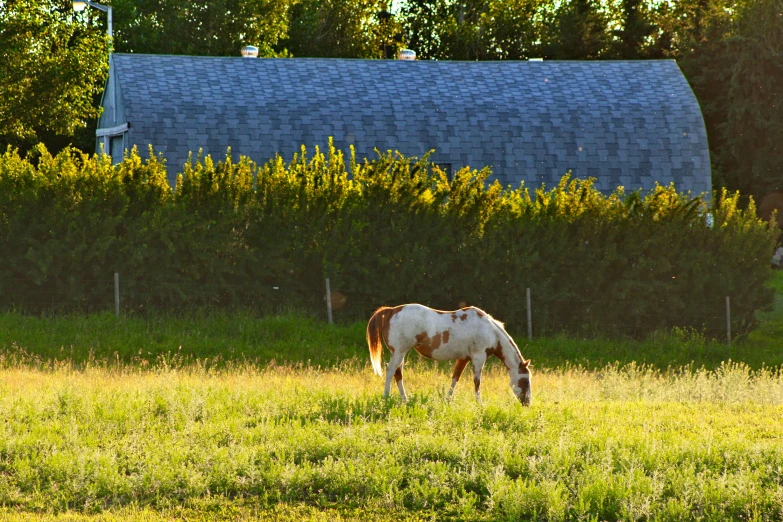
left=526, top=287, right=532, bottom=340
left=325, top=278, right=333, bottom=325
left=107, top=5, right=112, bottom=38
left=726, top=296, right=731, bottom=347
left=114, top=272, right=120, bottom=317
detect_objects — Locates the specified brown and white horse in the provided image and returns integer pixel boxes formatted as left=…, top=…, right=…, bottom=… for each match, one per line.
left=366, top=304, right=532, bottom=405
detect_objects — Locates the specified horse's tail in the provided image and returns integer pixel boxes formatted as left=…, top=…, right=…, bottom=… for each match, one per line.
left=366, top=307, right=395, bottom=376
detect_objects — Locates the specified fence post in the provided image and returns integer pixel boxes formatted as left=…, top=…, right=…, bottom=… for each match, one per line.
left=726, top=296, right=731, bottom=347
left=325, top=278, right=333, bottom=325
left=526, top=287, right=532, bottom=340
left=114, top=272, right=120, bottom=317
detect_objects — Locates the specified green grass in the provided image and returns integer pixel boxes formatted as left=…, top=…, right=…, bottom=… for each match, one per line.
left=0, top=272, right=782, bottom=520
left=1, top=363, right=783, bottom=521
left=2, top=270, right=782, bottom=371
left=0, top=311, right=367, bottom=369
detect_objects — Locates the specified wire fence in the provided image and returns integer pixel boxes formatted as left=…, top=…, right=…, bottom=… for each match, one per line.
left=0, top=272, right=738, bottom=345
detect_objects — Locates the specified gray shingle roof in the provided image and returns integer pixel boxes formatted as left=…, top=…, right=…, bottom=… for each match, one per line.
left=101, top=54, right=711, bottom=195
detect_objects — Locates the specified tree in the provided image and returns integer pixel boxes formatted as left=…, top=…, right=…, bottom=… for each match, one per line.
left=611, top=0, right=656, bottom=58
left=483, top=0, right=546, bottom=60
left=707, top=0, right=783, bottom=198
left=673, top=0, right=783, bottom=199
left=439, top=0, right=493, bottom=60
left=399, top=0, right=451, bottom=60
left=0, top=0, right=109, bottom=148
left=541, top=0, right=612, bottom=59
left=110, top=0, right=293, bottom=57
left=284, top=0, right=401, bottom=59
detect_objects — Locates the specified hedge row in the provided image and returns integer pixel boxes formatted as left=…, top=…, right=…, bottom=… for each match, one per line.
left=0, top=143, right=777, bottom=337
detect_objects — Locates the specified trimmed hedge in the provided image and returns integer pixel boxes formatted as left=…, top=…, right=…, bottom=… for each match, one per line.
left=0, top=143, right=777, bottom=337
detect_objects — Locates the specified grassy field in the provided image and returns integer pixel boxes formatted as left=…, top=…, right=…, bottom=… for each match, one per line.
left=0, top=272, right=782, bottom=520
left=1, top=267, right=782, bottom=371
left=1, top=363, right=783, bottom=521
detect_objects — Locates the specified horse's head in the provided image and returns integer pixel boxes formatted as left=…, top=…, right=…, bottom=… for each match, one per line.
left=516, top=359, right=532, bottom=406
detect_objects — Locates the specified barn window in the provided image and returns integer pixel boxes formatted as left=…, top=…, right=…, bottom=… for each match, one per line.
left=95, top=123, right=129, bottom=165
left=109, top=135, right=125, bottom=164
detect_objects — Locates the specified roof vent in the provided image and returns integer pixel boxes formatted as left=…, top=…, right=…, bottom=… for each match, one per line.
left=241, top=45, right=259, bottom=58
left=398, top=49, right=416, bottom=61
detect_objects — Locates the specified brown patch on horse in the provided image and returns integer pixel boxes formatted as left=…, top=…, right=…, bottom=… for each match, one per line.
left=485, top=341, right=506, bottom=367
left=451, top=358, right=470, bottom=380
left=473, top=375, right=481, bottom=392
left=442, top=330, right=450, bottom=344
left=414, top=331, right=445, bottom=358
left=414, top=331, right=434, bottom=358
left=517, top=359, right=530, bottom=390
left=460, top=313, right=468, bottom=321
left=394, top=367, right=403, bottom=382
left=451, top=313, right=459, bottom=322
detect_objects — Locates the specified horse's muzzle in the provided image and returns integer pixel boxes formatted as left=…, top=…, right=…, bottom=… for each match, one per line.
left=519, top=394, right=532, bottom=407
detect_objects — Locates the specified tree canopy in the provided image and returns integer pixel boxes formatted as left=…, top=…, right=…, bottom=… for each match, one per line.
left=110, top=0, right=293, bottom=57
left=2, top=0, right=781, bottom=199
left=0, top=0, right=109, bottom=147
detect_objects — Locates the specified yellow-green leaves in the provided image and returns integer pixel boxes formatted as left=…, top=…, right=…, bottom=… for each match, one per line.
left=0, top=143, right=777, bottom=338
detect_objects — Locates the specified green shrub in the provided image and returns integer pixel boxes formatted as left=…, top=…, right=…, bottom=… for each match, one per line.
left=0, top=142, right=777, bottom=338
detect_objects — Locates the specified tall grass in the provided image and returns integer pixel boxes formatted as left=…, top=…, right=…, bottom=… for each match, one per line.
left=1, top=362, right=782, bottom=520
left=0, top=273, right=780, bottom=519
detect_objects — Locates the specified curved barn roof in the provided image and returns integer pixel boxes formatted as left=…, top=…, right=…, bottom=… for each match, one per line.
left=99, top=54, right=711, bottom=195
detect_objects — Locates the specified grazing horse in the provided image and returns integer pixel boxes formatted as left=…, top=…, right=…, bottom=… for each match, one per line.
left=366, top=304, right=532, bottom=405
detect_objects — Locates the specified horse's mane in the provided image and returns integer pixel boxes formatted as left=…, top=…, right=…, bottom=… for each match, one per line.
left=487, top=314, right=505, bottom=329
left=479, top=308, right=523, bottom=355
left=464, top=306, right=506, bottom=330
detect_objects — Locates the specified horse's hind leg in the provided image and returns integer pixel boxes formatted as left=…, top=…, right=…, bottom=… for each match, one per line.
left=448, top=358, right=470, bottom=399
left=384, top=349, right=407, bottom=399
left=394, top=360, right=409, bottom=402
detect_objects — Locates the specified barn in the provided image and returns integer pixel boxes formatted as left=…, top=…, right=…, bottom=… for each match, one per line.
left=96, top=53, right=711, bottom=195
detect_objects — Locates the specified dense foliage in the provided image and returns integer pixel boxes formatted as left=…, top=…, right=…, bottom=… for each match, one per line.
left=0, top=144, right=776, bottom=337
left=677, top=0, right=783, bottom=198
left=0, top=0, right=109, bottom=148
left=110, top=0, right=294, bottom=57
left=3, top=0, right=781, bottom=200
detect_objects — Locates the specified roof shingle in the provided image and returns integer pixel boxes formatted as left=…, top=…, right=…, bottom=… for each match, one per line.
left=103, top=54, right=711, bottom=195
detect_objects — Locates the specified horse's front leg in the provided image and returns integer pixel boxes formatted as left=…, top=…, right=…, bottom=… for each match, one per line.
left=448, top=358, right=470, bottom=399
left=384, top=350, right=407, bottom=400
left=471, top=356, right=487, bottom=405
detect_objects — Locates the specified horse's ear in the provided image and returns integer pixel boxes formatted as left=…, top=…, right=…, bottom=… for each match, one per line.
left=522, top=358, right=531, bottom=368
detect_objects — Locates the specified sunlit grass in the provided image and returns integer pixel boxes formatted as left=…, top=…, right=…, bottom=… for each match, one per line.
left=1, top=273, right=781, bottom=520
left=1, top=362, right=782, bottom=520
